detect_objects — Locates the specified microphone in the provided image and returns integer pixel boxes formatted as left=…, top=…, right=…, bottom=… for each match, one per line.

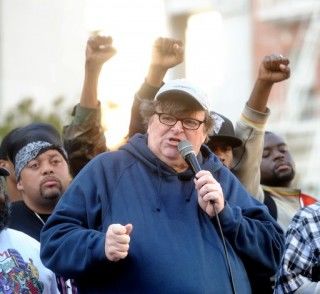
left=178, top=140, right=213, bottom=205
left=178, top=140, right=201, bottom=175
left=178, top=142, right=236, bottom=292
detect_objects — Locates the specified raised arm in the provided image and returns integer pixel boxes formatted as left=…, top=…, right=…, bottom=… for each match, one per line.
left=248, top=54, right=290, bottom=112
left=80, top=35, right=116, bottom=108
left=128, top=37, right=184, bottom=137
left=233, top=54, right=290, bottom=199
left=63, top=35, right=116, bottom=177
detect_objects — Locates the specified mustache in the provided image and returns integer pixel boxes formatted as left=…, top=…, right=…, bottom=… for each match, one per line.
left=40, top=175, right=62, bottom=186
left=274, top=160, right=292, bottom=170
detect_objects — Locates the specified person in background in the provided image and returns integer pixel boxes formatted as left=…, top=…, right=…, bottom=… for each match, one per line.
left=259, top=131, right=317, bottom=232
left=207, top=112, right=243, bottom=168
left=6, top=122, right=77, bottom=293
left=0, top=127, right=22, bottom=202
left=40, top=78, right=284, bottom=293
left=275, top=202, right=320, bottom=293
left=7, top=122, right=71, bottom=241
left=0, top=166, right=59, bottom=293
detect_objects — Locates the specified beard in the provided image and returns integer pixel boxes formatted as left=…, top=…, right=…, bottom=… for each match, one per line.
left=0, top=197, right=10, bottom=232
left=39, top=178, right=64, bottom=207
left=273, top=168, right=295, bottom=186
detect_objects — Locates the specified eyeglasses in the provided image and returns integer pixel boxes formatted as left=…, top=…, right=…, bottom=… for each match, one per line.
left=155, top=112, right=206, bottom=130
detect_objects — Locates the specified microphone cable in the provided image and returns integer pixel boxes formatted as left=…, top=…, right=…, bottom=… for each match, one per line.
left=213, top=204, right=237, bottom=294
left=178, top=140, right=237, bottom=293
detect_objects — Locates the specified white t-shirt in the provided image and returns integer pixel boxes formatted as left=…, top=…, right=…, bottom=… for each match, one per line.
left=0, top=228, right=59, bottom=293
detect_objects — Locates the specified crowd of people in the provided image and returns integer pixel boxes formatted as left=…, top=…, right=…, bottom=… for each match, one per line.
left=0, top=33, right=318, bottom=293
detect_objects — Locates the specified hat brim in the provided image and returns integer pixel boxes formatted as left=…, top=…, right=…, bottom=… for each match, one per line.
left=208, top=135, right=243, bottom=149
left=156, top=90, right=207, bottom=110
left=0, top=167, right=10, bottom=177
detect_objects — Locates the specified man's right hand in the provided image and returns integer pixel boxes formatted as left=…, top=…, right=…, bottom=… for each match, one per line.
left=150, top=37, right=184, bottom=70
left=146, top=37, right=184, bottom=87
left=257, top=54, right=290, bottom=84
left=105, top=223, right=133, bottom=262
left=85, top=35, right=117, bottom=72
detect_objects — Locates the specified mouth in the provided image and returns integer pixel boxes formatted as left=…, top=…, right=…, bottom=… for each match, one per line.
left=168, top=137, right=181, bottom=146
left=275, top=162, right=291, bottom=172
left=41, top=177, right=60, bottom=189
left=42, top=181, right=59, bottom=189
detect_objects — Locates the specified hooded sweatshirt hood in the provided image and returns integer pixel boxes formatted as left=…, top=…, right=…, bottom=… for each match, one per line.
left=120, top=134, right=223, bottom=208
left=121, top=134, right=223, bottom=178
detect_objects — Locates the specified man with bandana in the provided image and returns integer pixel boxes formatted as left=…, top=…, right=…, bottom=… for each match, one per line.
left=6, top=122, right=77, bottom=293
left=7, top=122, right=72, bottom=241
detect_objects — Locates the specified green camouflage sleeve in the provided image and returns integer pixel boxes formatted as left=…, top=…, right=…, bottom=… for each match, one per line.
left=63, top=103, right=107, bottom=177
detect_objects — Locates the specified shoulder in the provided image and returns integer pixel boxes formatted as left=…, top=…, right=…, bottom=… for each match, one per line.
left=9, top=200, right=25, bottom=210
left=2, top=228, right=40, bottom=247
left=86, top=149, right=136, bottom=171
left=70, top=149, right=137, bottom=187
left=295, top=202, right=320, bottom=219
left=287, top=202, right=320, bottom=234
left=0, top=229, right=58, bottom=292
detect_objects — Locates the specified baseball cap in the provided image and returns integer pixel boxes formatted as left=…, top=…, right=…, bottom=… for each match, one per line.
left=0, top=127, right=21, bottom=160
left=154, top=79, right=210, bottom=110
left=7, top=122, right=67, bottom=179
left=207, top=112, right=242, bottom=149
left=0, top=167, right=9, bottom=177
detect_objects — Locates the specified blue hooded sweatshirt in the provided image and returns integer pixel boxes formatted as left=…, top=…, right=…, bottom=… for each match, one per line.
left=40, top=134, right=284, bottom=293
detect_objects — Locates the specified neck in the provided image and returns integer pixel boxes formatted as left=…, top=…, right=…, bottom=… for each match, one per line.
left=7, top=184, right=22, bottom=202
left=22, top=197, right=54, bottom=215
left=172, top=162, right=189, bottom=173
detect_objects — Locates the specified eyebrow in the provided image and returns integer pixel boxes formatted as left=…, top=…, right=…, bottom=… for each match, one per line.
left=32, top=151, right=62, bottom=162
left=264, top=143, right=287, bottom=149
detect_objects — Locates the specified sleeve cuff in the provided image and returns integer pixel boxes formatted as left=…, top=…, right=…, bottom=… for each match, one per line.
left=239, top=103, right=270, bottom=131
left=72, top=102, right=101, bottom=125
left=135, top=80, right=163, bottom=101
left=213, top=202, right=239, bottom=231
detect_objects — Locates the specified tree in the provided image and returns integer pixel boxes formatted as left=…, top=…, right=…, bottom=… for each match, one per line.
left=0, top=96, right=72, bottom=140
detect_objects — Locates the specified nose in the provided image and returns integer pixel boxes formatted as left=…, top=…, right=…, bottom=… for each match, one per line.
left=41, top=161, right=54, bottom=175
left=171, top=120, right=184, bottom=132
left=215, top=151, right=225, bottom=163
left=272, top=149, right=285, bottom=161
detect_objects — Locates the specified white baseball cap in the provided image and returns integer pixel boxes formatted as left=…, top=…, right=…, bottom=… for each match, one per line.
left=154, top=79, right=210, bottom=110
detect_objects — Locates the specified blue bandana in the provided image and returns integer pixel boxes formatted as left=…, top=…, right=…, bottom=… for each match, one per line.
left=15, top=141, right=67, bottom=179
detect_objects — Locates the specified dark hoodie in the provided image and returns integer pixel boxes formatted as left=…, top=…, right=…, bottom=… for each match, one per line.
left=40, top=134, right=284, bottom=293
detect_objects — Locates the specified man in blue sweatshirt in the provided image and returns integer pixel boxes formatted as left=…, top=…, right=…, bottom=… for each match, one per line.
left=40, top=79, right=284, bottom=293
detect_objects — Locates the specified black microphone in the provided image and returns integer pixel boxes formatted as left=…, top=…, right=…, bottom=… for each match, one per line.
left=178, top=140, right=214, bottom=205
left=178, top=140, right=201, bottom=175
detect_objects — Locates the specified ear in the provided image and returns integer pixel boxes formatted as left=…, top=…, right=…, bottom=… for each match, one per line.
left=147, top=115, right=155, bottom=130
left=0, top=159, right=7, bottom=168
left=17, top=179, right=24, bottom=192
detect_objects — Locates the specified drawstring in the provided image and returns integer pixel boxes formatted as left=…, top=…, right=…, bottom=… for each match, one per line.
left=185, top=181, right=195, bottom=202
left=154, top=161, right=162, bottom=212
left=153, top=161, right=196, bottom=210
left=178, top=170, right=196, bottom=202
